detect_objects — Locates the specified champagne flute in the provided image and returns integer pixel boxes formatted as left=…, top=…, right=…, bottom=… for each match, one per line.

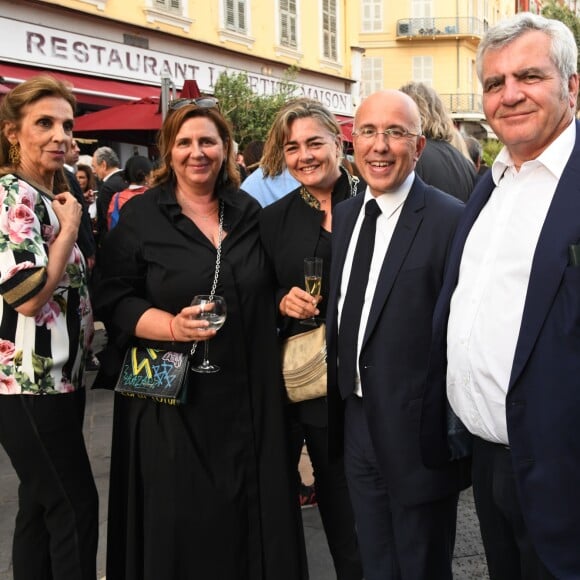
left=301, top=257, right=322, bottom=327
left=190, top=295, right=227, bottom=373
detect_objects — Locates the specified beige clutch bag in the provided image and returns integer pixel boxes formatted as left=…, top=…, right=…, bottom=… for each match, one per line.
left=281, top=323, right=327, bottom=403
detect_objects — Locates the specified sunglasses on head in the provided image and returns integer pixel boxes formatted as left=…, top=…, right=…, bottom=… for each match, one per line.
left=168, top=96, right=219, bottom=112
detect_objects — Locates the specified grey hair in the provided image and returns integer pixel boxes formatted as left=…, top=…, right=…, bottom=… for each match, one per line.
left=476, top=12, right=578, bottom=97
left=93, top=146, right=121, bottom=169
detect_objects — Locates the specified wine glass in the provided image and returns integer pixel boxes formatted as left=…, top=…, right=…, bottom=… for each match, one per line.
left=190, top=295, right=227, bottom=373
left=301, top=257, right=322, bottom=327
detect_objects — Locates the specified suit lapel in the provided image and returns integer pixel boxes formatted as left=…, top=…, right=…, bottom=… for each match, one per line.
left=509, top=128, right=580, bottom=388
left=328, top=195, right=364, bottom=337
left=362, top=180, right=424, bottom=346
left=331, top=196, right=364, bottom=290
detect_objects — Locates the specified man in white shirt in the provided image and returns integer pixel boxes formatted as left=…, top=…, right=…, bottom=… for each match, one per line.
left=422, top=13, right=580, bottom=580
left=326, top=89, right=468, bottom=580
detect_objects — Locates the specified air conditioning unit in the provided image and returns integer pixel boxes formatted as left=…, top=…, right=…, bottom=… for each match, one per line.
left=397, top=22, right=410, bottom=36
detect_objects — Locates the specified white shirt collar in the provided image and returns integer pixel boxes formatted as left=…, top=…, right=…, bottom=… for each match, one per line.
left=492, top=119, right=576, bottom=184
left=364, top=171, right=414, bottom=217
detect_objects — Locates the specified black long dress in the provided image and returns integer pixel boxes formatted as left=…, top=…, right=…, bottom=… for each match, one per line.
left=95, top=183, right=303, bottom=580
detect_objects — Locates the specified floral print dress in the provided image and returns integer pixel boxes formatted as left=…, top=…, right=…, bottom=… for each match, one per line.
left=0, top=174, right=93, bottom=395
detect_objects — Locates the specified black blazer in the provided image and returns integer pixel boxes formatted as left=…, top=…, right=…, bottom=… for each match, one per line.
left=416, top=139, right=477, bottom=203
left=96, top=169, right=128, bottom=243
left=259, top=169, right=363, bottom=425
left=326, top=175, right=470, bottom=507
left=421, top=120, right=580, bottom=578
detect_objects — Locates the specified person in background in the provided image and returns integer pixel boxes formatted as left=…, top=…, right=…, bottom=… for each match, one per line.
left=0, top=74, right=98, bottom=580
left=107, top=154, right=152, bottom=229
left=240, top=136, right=300, bottom=209
left=95, top=98, right=304, bottom=580
left=421, top=12, right=580, bottom=579
left=76, top=163, right=98, bottom=238
left=64, top=138, right=96, bottom=268
left=327, top=89, right=469, bottom=580
left=64, top=137, right=80, bottom=174
left=242, top=139, right=264, bottom=175
left=91, top=145, right=127, bottom=243
left=259, top=97, right=363, bottom=580
left=464, top=135, right=490, bottom=178
left=400, top=81, right=477, bottom=202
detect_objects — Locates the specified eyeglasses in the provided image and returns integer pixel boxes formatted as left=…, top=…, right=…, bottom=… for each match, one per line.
left=168, top=96, right=220, bottom=112
left=352, top=127, right=422, bottom=140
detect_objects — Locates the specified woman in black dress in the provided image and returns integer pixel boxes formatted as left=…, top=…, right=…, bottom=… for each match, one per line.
left=96, top=99, right=303, bottom=580
left=259, top=98, right=363, bottom=579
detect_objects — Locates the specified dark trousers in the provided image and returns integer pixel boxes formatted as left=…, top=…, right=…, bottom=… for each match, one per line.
left=472, top=436, right=555, bottom=580
left=344, top=396, right=458, bottom=580
left=289, top=412, right=363, bottom=580
left=0, top=390, right=98, bottom=580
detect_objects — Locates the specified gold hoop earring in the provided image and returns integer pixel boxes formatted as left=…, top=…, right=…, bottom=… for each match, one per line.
left=8, top=143, right=20, bottom=166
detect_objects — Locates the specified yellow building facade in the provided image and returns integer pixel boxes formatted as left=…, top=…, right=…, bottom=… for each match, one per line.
left=349, top=0, right=515, bottom=135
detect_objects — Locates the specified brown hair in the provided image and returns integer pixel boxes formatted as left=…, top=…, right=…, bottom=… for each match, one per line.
left=150, top=104, right=240, bottom=190
left=242, top=140, right=264, bottom=174
left=76, top=163, right=96, bottom=193
left=0, top=75, right=77, bottom=193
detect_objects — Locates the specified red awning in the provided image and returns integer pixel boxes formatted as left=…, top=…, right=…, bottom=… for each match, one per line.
left=73, top=97, right=162, bottom=145
left=0, top=63, right=159, bottom=107
left=335, top=114, right=353, bottom=143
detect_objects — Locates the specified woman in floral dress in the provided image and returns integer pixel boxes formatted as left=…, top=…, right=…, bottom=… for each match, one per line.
left=0, top=75, right=98, bottom=580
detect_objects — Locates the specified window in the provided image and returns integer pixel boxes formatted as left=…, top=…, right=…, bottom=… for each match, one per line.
left=145, top=0, right=191, bottom=31
left=280, top=0, right=297, bottom=48
left=412, top=0, right=433, bottom=31
left=362, top=0, right=382, bottom=32
left=155, top=0, right=181, bottom=10
left=322, top=0, right=337, bottom=61
left=361, top=56, right=383, bottom=98
left=412, top=56, right=433, bottom=85
left=225, top=0, right=247, bottom=33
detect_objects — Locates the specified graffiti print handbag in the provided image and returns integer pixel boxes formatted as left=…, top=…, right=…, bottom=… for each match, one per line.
left=114, top=346, right=191, bottom=405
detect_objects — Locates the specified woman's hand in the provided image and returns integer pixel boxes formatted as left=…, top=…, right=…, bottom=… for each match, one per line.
left=169, top=305, right=217, bottom=342
left=280, top=286, right=321, bottom=320
left=52, top=192, right=82, bottom=237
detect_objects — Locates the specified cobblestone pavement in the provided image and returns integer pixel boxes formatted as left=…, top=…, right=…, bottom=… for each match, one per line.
left=0, top=330, right=489, bottom=579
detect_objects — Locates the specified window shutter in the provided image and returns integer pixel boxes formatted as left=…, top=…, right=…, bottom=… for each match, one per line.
left=226, top=0, right=235, bottom=28
left=238, top=0, right=246, bottom=31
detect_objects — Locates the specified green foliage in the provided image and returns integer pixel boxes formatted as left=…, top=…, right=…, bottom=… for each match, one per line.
left=213, top=67, right=299, bottom=150
left=542, top=0, right=580, bottom=76
left=482, top=139, right=503, bottom=167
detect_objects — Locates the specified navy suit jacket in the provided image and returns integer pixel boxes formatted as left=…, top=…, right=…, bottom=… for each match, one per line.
left=327, top=175, right=470, bottom=507
left=421, top=120, right=580, bottom=578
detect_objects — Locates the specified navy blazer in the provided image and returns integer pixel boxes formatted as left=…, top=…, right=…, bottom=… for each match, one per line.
left=327, top=175, right=470, bottom=507
left=421, top=120, right=580, bottom=578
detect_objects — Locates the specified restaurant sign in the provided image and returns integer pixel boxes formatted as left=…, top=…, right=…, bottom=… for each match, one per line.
left=0, top=17, right=352, bottom=115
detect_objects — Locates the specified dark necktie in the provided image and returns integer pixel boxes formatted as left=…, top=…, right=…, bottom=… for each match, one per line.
left=337, top=198, right=381, bottom=399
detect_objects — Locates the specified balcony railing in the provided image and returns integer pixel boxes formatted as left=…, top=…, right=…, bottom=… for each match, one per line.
left=396, top=17, right=488, bottom=39
left=440, top=93, right=483, bottom=115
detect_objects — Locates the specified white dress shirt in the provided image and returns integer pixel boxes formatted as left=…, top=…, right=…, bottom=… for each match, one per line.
left=447, top=121, right=576, bottom=445
left=337, top=172, right=413, bottom=396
